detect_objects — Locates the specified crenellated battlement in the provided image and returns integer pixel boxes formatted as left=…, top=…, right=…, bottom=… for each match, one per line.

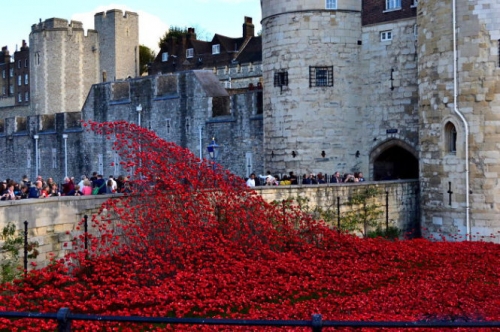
left=31, top=18, right=84, bottom=32
left=94, top=9, right=138, bottom=21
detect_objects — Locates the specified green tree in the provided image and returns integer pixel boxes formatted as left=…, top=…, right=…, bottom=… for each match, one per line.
left=139, top=45, right=156, bottom=75
left=158, top=26, right=189, bottom=48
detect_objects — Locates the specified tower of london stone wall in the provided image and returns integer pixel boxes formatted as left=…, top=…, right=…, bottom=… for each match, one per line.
left=418, top=0, right=500, bottom=239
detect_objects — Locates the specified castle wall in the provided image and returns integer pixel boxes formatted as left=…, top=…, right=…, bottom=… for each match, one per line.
left=0, top=180, right=420, bottom=270
left=361, top=18, right=420, bottom=178
left=418, top=0, right=500, bottom=239
left=80, top=72, right=263, bottom=178
left=29, top=19, right=100, bottom=115
left=262, top=2, right=364, bottom=177
left=94, top=10, right=139, bottom=81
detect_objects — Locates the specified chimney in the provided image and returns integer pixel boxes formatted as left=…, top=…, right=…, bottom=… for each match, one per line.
left=243, top=16, right=254, bottom=39
left=187, top=27, right=197, bottom=40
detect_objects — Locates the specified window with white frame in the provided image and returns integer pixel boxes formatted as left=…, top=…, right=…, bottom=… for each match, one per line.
left=326, top=0, right=337, bottom=9
left=161, top=52, right=168, bottom=62
left=380, top=30, right=393, bottom=41
left=186, top=48, right=194, bottom=58
left=24, top=74, right=28, bottom=85
left=212, top=44, right=220, bottom=55
left=385, top=0, right=401, bottom=10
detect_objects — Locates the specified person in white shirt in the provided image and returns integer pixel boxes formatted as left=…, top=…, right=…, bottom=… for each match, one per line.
left=246, top=173, right=256, bottom=188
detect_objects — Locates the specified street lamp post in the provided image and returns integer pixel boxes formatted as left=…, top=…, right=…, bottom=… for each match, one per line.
left=62, top=134, right=68, bottom=178
left=33, top=134, right=39, bottom=179
left=206, top=137, right=220, bottom=171
left=136, top=104, right=142, bottom=126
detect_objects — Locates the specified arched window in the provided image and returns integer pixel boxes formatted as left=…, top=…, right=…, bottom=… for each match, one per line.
left=445, top=122, right=457, bottom=154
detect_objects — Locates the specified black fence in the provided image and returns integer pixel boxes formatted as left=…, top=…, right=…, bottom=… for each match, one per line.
left=1, top=309, right=499, bottom=331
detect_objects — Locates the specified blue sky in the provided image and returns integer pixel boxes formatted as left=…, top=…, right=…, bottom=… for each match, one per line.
left=0, top=0, right=261, bottom=53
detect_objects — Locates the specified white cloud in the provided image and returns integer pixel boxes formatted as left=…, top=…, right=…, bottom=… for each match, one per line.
left=72, top=4, right=168, bottom=53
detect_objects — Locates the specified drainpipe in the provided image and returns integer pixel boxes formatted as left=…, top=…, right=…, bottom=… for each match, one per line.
left=198, top=125, right=203, bottom=160
left=452, top=0, right=471, bottom=240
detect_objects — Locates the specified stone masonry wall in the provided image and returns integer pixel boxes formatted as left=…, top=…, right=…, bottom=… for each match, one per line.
left=0, top=180, right=419, bottom=270
left=418, top=0, right=500, bottom=240
left=29, top=18, right=100, bottom=115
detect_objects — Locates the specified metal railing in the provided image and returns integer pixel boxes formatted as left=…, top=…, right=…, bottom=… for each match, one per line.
left=1, top=309, right=499, bottom=331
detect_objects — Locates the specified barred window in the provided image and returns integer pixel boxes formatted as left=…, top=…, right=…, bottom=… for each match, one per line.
left=273, top=71, right=288, bottom=87
left=309, top=66, right=333, bottom=87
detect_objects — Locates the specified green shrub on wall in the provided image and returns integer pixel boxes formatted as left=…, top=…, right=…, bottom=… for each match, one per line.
left=0, top=222, right=39, bottom=283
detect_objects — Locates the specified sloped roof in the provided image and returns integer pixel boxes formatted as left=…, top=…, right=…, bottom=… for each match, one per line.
left=193, top=71, right=229, bottom=97
left=235, top=36, right=262, bottom=63
left=213, top=34, right=245, bottom=53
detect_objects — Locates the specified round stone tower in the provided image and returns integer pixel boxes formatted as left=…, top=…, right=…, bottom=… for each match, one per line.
left=261, top=0, right=363, bottom=177
left=29, top=18, right=100, bottom=114
left=418, top=0, right=500, bottom=239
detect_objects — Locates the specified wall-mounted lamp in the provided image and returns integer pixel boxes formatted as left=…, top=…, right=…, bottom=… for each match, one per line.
left=291, top=151, right=297, bottom=158
left=271, top=151, right=274, bottom=159
left=321, top=151, right=326, bottom=158
left=355, top=150, right=360, bottom=158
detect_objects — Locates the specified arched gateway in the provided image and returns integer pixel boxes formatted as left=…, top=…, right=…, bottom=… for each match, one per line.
left=370, top=139, right=419, bottom=181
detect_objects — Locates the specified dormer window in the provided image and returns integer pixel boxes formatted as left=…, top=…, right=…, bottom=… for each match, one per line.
left=161, top=52, right=169, bottom=62
left=325, top=0, right=337, bottom=9
left=385, top=0, right=401, bottom=11
left=186, top=48, right=194, bottom=58
left=212, top=44, right=220, bottom=55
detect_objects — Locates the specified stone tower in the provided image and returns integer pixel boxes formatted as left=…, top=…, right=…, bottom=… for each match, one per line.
left=28, top=9, right=139, bottom=115
left=29, top=19, right=100, bottom=114
left=94, top=9, right=139, bottom=82
left=261, top=1, right=364, bottom=177
left=418, top=0, right=500, bottom=238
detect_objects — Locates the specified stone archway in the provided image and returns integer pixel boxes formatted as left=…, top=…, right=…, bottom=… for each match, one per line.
left=370, top=139, right=419, bottom=181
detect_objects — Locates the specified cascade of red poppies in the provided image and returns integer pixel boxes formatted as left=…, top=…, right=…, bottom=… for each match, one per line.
left=1, top=121, right=500, bottom=331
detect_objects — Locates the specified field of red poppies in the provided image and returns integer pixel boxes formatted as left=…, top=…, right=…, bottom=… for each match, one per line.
left=1, top=122, right=500, bottom=331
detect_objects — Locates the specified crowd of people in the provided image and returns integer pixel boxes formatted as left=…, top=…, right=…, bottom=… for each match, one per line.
left=0, top=172, right=133, bottom=201
left=246, top=171, right=366, bottom=187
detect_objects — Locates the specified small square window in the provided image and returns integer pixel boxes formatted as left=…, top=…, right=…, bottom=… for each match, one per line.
left=161, top=52, right=169, bottom=62
left=212, top=44, right=220, bottom=55
left=186, top=48, right=194, bottom=58
left=381, top=30, right=393, bottom=41
left=326, top=0, right=337, bottom=9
